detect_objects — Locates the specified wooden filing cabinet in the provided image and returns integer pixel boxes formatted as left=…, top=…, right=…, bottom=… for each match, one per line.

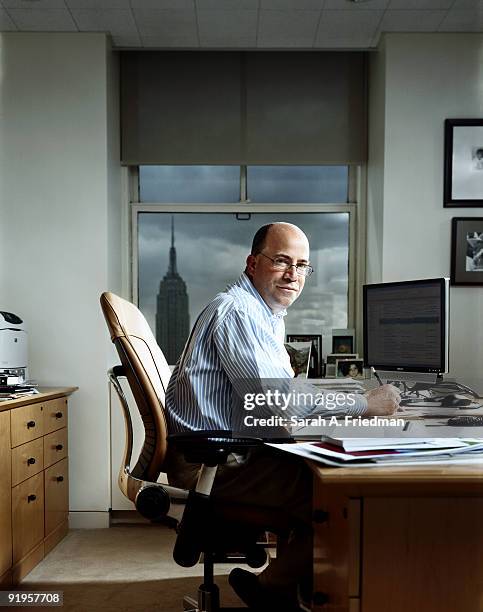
left=0, top=388, right=76, bottom=585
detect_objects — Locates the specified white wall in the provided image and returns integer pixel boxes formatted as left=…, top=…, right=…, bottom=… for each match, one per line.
left=0, top=33, right=122, bottom=523
left=368, top=33, right=483, bottom=378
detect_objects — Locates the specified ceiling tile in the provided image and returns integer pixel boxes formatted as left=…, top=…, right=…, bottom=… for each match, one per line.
left=111, top=33, right=142, bottom=46
left=315, top=35, right=375, bottom=47
left=379, top=9, right=446, bottom=31
left=196, top=0, right=258, bottom=8
left=70, top=8, right=138, bottom=35
left=66, top=0, right=130, bottom=9
left=140, top=33, right=199, bottom=46
left=202, top=37, right=256, bottom=46
left=197, top=9, right=257, bottom=45
left=258, top=9, right=319, bottom=46
left=439, top=8, right=483, bottom=30
left=324, top=0, right=390, bottom=9
left=315, top=9, right=382, bottom=43
left=7, top=8, right=77, bottom=30
left=0, top=8, right=17, bottom=29
left=133, top=8, right=197, bottom=38
left=131, top=0, right=194, bottom=9
left=388, top=0, right=452, bottom=8
left=2, top=0, right=64, bottom=8
left=261, top=0, right=322, bottom=9
left=451, top=0, right=482, bottom=8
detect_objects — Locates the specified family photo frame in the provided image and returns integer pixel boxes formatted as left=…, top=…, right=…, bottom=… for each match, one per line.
left=286, top=334, right=322, bottom=378
left=444, top=119, right=483, bottom=207
left=451, top=217, right=483, bottom=286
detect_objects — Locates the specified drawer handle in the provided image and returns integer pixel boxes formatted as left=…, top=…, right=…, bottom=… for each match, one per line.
left=27, top=420, right=36, bottom=429
left=55, top=412, right=63, bottom=419
left=27, top=457, right=36, bottom=465
left=55, top=444, right=63, bottom=451
left=56, top=476, right=64, bottom=482
left=27, top=494, right=36, bottom=503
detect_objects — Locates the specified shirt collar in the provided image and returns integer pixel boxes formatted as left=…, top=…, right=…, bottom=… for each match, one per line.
left=234, top=272, right=287, bottom=320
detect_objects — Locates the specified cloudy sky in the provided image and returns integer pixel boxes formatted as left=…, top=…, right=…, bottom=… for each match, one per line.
left=137, top=212, right=349, bottom=354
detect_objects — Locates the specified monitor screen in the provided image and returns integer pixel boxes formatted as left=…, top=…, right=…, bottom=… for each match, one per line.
left=363, top=278, right=449, bottom=374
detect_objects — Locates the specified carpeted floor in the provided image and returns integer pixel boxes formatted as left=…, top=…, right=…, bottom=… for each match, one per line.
left=16, top=525, right=248, bottom=611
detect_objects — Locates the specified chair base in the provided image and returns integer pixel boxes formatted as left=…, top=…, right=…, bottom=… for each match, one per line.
left=183, top=592, right=248, bottom=612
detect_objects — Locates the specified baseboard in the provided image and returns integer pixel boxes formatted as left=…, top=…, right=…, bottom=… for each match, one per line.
left=110, top=510, right=150, bottom=525
left=68, top=512, right=110, bottom=529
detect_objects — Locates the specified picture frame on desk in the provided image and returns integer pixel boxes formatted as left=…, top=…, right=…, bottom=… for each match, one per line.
left=335, top=358, right=365, bottom=379
left=331, top=328, right=355, bottom=354
left=451, top=217, right=483, bottom=285
left=325, top=353, right=358, bottom=377
left=284, top=341, right=312, bottom=378
left=286, top=334, right=322, bottom=378
left=444, top=119, right=483, bottom=207
left=326, top=353, right=358, bottom=365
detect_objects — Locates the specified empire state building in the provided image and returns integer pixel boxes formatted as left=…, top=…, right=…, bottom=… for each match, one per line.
left=155, top=219, right=190, bottom=364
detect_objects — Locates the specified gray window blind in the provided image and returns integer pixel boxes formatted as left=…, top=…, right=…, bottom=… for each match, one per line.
left=121, top=51, right=367, bottom=166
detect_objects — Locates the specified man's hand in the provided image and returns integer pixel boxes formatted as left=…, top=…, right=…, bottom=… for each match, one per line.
left=364, top=384, right=401, bottom=416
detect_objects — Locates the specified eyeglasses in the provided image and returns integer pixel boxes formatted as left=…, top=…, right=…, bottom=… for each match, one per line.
left=258, top=252, right=314, bottom=277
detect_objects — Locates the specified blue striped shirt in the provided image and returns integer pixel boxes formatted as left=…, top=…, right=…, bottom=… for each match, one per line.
left=165, top=272, right=367, bottom=433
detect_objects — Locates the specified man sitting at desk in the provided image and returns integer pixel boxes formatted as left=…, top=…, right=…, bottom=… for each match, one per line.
left=165, top=222, right=400, bottom=611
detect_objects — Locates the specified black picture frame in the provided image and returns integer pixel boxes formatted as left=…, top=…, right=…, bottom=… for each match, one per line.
left=286, top=334, right=322, bottom=378
left=451, top=217, right=483, bottom=286
left=444, top=119, right=483, bottom=207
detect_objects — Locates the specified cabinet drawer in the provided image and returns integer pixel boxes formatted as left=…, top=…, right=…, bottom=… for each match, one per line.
left=12, top=438, right=44, bottom=487
left=44, top=459, right=68, bottom=537
left=43, top=429, right=67, bottom=469
left=12, top=473, right=44, bottom=564
left=43, top=398, right=68, bottom=435
left=11, top=404, right=44, bottom=448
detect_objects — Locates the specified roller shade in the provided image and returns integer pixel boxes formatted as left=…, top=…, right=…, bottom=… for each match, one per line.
left=121, top=51, right=367, bottom=166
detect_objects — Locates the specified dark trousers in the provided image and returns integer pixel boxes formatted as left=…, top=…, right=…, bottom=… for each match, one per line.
left=165, top=445, right=313, bottom=594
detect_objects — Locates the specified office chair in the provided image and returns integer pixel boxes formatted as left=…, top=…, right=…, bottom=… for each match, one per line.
left=100, top=291, right=290, bottom=612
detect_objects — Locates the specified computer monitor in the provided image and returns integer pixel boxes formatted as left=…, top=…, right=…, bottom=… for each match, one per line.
left=363, top=278, right=449, bottom=376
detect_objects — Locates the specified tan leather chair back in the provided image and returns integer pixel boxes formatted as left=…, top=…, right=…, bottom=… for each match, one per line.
left=101, top=291, right=171, bottom=481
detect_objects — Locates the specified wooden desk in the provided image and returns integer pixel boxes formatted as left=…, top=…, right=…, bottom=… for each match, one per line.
left=310, top=461, right=483, bottom=612
left=0, top=387, right=77, bottom=585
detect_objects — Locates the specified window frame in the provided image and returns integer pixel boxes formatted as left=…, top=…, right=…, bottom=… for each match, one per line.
left=128, top=165, right=365, bottom=344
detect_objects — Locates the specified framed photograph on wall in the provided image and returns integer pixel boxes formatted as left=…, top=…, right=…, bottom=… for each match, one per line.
left=451, top=217, right=483, bottom=286
left=444, top=119, right=483, bottom=207
left=286, top=334, right=322, bottom=378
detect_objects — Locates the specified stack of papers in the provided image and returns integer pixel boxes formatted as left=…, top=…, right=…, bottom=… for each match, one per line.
left=310, top=378, right=365, bottom=393
left=0, top=385, right=39, bottom=401
left=268, top=436, right=483, bottom=467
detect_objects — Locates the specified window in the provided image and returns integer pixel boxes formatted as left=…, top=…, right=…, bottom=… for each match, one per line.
left=247, top=166, right=349, bottom=203
left=132, top=166, right=357, bottom=365
left=139, top=166, right=240, bottom=203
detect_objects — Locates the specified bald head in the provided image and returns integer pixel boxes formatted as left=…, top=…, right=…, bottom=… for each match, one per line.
left=250, top=223, right=309, bottom=256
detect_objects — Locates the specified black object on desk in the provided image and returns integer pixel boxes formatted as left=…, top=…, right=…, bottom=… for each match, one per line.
left=447, top=415, right=483, bottom=427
